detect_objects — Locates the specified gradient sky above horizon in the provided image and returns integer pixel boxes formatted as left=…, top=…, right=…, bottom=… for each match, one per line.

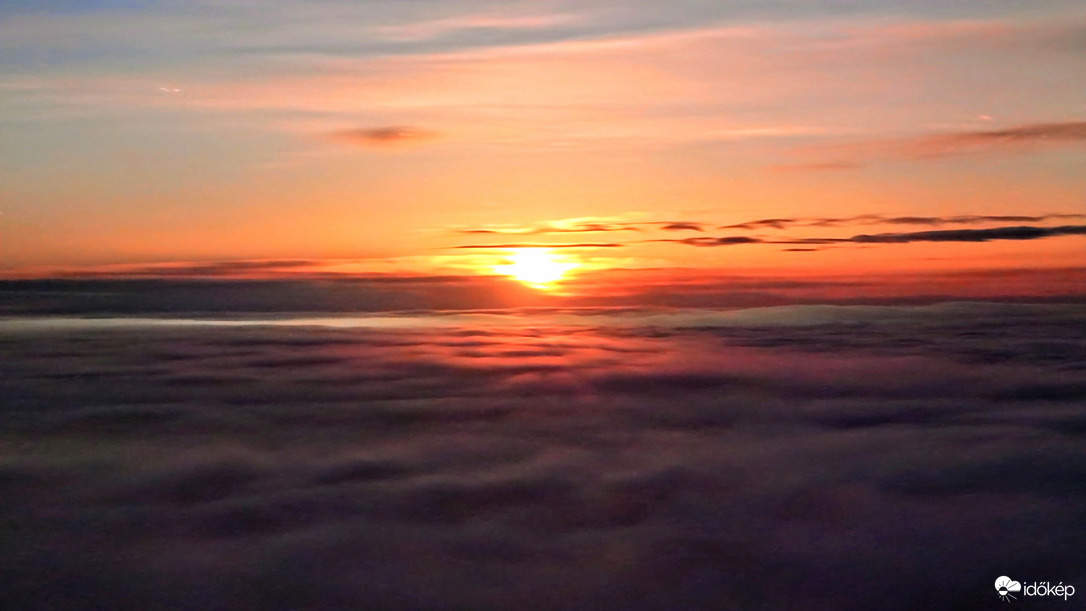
left=2, top=0, right=1084, bottom=289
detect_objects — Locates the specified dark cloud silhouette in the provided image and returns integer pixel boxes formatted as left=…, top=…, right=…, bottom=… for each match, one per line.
left=329, top=126, right=437, bottom=147
left=720, top=218, right=796, bottom=230
left=721, top=213, right=1084, bottom=231
left=449, top=214, right=1080, bottom=243
left=876, top=214, right=1084, bottom=226
left=663, top=224, right=1086, bottom=248
left=2, top=304, right=1086, bottom=610
left=846, top=224, right=1086, bottom=244
left=657, top=222, right=704, bottom=231
left=654, top=236, right=763, bottom=247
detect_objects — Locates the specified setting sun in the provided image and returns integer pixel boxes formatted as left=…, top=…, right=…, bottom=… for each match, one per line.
left=495, top=248, right=578, bottom=289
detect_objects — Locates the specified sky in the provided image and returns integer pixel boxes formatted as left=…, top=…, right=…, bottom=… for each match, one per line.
left=2, top=0, right=1085, bottom=303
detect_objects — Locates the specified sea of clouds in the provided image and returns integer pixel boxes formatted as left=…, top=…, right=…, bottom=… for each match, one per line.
left=2, top=303, right=1085, bottom=610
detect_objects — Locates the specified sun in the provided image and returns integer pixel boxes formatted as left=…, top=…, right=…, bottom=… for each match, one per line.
left=495, top=248, right=578, bottom=290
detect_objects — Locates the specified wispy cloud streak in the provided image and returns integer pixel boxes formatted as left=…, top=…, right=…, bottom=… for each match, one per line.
left=720, top=213, right=1085, bottom=231
left=657, top=224, right=1086, bottom=248
left=455, top=219, right=707, bottom=236
left=792, top=121, right=1086, bottom=168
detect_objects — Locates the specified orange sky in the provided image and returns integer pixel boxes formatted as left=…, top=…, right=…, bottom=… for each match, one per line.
left=1, top=0, right=1084, bottom=299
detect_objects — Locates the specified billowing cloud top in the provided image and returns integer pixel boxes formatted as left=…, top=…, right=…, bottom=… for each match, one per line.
left=2, top=303, right=1086, bottom=609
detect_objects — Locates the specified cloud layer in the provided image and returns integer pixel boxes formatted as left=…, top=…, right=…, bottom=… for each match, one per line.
left=448, top=213, right=1086, bottom=254
left=3, top=265, right=1086, bottom=315
left=2, top=303, right=1085, bottom=610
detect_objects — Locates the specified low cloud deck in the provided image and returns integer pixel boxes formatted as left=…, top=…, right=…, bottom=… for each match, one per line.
left=2, top=304, right=1084, bottom=610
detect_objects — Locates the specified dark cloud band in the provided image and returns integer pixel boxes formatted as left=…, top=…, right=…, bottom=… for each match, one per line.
left=654, top=224, right=1086, bottom=249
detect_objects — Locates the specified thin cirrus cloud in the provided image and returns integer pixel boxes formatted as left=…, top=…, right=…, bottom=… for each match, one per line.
left=5, top=15, right=1085, bottom=157
left=908, top=120, right=1086, bottom=158
left=456, top=220, right=706, bottom=235
left=791, top=120, right=1086, bottom=168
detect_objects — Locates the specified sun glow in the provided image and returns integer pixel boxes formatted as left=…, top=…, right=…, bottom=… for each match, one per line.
left=495, top=248, right=578, bottom=289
